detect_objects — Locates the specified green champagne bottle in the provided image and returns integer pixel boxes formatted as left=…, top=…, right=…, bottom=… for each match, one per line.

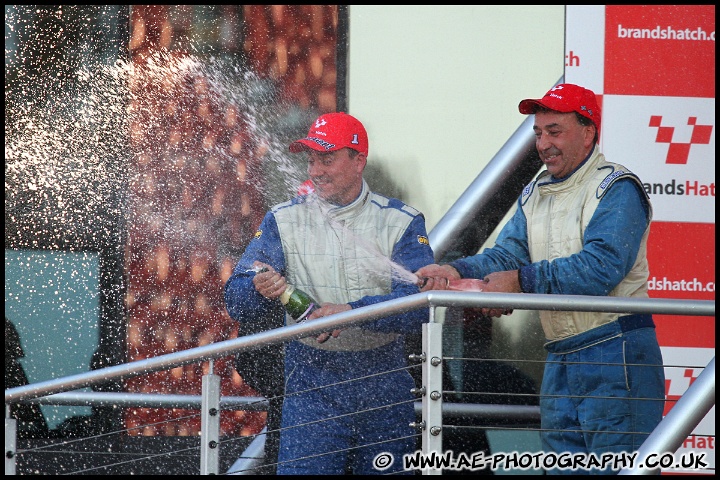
left=279, top=284, right=318, bottom=322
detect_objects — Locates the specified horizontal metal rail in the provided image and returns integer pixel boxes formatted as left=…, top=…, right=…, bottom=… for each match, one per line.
left=5, top=292, right=714, bottom=404
left=13, top=391, right=268, bottom=410
left=17, top=391, right=541, bottom=424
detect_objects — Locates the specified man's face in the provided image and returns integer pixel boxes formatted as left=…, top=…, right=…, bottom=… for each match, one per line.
left=533, top=110, right=596, bottom=179
left=306, top=148, right=366, bottom=206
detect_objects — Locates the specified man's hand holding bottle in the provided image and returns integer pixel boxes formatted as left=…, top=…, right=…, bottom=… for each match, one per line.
left=307, top=304, right=350, bottom=343
left=251, top=261, right=344, bottom=343
left=416, top=263, right=516, bottom=318
left=251, top=262, right=285, bottom=299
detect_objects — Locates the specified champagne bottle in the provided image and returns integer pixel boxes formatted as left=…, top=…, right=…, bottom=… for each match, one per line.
left=249, top=265, right=319, bottom=323
left=279, top=283, right=318, bottom=322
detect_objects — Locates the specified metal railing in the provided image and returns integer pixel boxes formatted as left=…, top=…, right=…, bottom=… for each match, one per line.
left=6, top=291, right=715, bottom=475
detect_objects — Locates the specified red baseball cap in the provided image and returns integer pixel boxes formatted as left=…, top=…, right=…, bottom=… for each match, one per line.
left=289, top=112, right=369, bottom=156
left=518, top=83, right=601, bottom=135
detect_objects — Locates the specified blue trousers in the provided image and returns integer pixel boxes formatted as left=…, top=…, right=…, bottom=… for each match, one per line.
left=277, top=339, right=416, bottom=475
left=540, top=315, right=665, bottom=475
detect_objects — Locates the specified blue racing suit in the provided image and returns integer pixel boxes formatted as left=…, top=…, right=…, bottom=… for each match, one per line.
left=225, top=180, right=434, bottom=474
left=451, top=147, right=665, bottom=474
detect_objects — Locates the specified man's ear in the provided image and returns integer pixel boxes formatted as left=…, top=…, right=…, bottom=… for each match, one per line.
left=585, top=125, right=597, bottom=148
left=356, top=153, right=367, bottom=172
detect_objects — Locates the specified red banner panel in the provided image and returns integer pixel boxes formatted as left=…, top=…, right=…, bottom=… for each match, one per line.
left=604, top=5, right=715, bottom=98
left=647, top=221, right=715, bottom=348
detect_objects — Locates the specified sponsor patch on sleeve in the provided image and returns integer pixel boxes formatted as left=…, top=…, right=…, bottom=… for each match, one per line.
left=254, top=229, right=263, bottom=239
left=596, top=168, right=630, bottom=199
left=417, top=235, right=429, bottom=246
left=520, top=180, right=537, bottom=206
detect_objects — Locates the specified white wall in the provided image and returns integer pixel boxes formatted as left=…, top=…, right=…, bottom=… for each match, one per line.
left=347, top=6, right=566, bottom=384
left=347, top=5, right=566, bottom=233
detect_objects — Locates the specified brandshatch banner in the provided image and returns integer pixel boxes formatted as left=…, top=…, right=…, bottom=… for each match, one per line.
left=565, top=5, right=715, bottom=474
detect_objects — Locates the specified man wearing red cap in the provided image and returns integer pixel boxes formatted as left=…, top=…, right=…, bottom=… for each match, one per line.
left=418, top=84, right=665, bottom=474
left=225, top=112, right=434, bottom=474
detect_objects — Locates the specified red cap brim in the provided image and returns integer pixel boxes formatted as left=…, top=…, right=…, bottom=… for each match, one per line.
left=518, top=98, right=576, bottom=115
left=289, top=138, right=344, bottom=153
left=289, top=139, right=317, bottom=153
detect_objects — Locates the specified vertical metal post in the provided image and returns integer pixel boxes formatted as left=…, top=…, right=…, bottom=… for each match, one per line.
left=200, top=360, right=220, bottom=475
left=620, top=356, right=716, bottom=475
left=5, top=405, right=17, bottom=476
left=421, top=307, right=443, bottom=475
